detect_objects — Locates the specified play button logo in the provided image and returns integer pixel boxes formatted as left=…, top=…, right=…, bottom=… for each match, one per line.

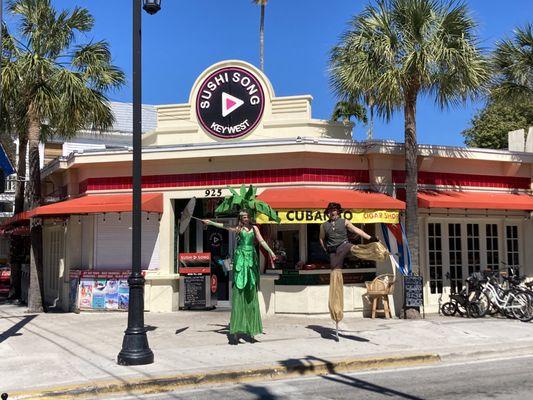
left=221, top=92, right=244, bottom=117
left=196, top=66, right=265, bottom=139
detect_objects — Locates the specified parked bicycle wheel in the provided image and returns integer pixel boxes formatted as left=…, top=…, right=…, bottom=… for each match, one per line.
left=487, top=302, right=500, bottom=316
left=511, top=292, right=533, bottom=322
left=469, top=291, right=489, bottom=318
left=441, top=302, right=457, bottom=316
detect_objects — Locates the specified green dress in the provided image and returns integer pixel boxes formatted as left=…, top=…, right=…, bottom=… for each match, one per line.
left=230, top=229, right=262, bottom=336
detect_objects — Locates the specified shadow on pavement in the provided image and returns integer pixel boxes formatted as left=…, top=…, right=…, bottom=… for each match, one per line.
left=198, top=323, right=230, bottom=335
left=175, top=327, right=189, bottom=335
left=241, top=383, right=279, bottom=399
left=0, top=314, right=37, bottom=344
left=278, top=355, right=423, bottom=400
left=306, top=325, right=370, bottom=342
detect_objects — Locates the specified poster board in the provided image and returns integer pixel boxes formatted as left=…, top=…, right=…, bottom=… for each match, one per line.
left=72, top=270, right=133, bottom=311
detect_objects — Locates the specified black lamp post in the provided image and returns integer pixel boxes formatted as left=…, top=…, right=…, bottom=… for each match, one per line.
left=143, top=0, right=161, bottom=15
left=117, top=0, right=162, bottom=366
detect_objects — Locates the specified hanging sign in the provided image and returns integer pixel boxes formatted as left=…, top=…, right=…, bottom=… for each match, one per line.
left=196, top=66, right=265, bottom=139
left=256, top=209, right=399, bottom=224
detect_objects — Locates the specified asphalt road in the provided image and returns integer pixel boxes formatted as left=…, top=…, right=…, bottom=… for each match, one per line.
left=113, top=355, right=533, bottom=400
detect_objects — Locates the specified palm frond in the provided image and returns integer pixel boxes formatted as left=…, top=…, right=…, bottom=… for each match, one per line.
left=215, top=185, right=280, bottom=223
left=329, top=0, right=489, bottom=115
left=3, top=0, right=125, bottom=143
left=491, top=23, right=533, bottom=105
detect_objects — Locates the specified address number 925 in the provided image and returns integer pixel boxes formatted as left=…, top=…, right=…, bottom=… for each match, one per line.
left=205, top=189, right=222, bottom=197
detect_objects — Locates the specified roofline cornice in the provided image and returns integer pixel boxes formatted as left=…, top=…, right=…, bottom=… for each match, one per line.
left=40, top=138, right=533, bottom=177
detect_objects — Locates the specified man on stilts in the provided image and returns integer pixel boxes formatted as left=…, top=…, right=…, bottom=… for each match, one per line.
left=319, top=202, right=379, bottom=340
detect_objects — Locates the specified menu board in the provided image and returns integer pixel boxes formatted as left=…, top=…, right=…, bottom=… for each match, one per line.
left=179, top=253, right=211, bottom=310
left=183, top=275, right=207, bottom=308
left=404, top=275, right=423, bottom=307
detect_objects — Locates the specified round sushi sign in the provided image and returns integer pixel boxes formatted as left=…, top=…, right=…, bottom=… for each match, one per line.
left=196, top=66, right=265, bottom=139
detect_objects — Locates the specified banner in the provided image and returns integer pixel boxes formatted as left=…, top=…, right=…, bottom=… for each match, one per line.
left=380, top=222, right=412, bottom=276
left=256, top=209, right=399, bottom=224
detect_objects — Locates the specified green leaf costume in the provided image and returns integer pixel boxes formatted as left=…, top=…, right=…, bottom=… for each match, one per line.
left=215, top=185, right=279, bottom=336
left=229, top=229, right=262, bottom=335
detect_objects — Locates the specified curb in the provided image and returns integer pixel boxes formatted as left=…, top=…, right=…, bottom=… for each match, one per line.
left=439, top=344, right=533, bottom=363
left=10, top=353, right=440, bottom=399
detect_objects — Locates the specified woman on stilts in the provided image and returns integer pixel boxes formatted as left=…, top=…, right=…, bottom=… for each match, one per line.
left=202, top=211, right=277, bottom=345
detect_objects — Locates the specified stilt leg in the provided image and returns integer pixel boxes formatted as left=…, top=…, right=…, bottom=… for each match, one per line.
left=335, top=321, right=339, bottom=342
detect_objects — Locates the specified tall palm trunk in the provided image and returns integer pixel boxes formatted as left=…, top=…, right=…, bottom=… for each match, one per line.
left=26, top=102, right=44, bottom=313
left=368, top=106, right=374, bottom=140
left=404, top=90, right=419, bottom=275
left=8, top=134, right=27, bottom=300
left=259, top=4, right=265, bottom=71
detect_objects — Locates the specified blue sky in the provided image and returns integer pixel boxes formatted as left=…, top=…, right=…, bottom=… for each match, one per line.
left=14, top=0, right=533, bottom=146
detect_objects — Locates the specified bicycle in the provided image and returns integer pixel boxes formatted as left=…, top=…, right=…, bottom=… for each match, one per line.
left=441, top=273, right=489, bottom=318
left=479, top=271, right=533, bottom=322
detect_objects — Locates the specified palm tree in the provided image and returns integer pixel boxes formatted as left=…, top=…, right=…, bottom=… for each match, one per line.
left=252, top=0, right=268, bottom=71
left=331, top=99, right=368, bottom=127
left=2, top=0, right=125, bottom=312
left=1, top=23, right=29, bottom=301
left=330, top=0, right=489, bottom=275
left=491, top=23, right=533, bottom=105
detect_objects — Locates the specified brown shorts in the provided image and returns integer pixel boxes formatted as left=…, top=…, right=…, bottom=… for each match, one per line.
left=329, top=241, right=352, bottom=268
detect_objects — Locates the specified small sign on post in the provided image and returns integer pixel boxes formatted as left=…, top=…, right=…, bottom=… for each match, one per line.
left=403, top=275, right=424, bottom=318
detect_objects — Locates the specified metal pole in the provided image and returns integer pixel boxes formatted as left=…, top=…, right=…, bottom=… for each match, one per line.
left=117, top=0, right=154, bottom=366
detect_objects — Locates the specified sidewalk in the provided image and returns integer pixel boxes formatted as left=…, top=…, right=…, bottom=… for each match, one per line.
left=1, top=301, right=533, bottom=399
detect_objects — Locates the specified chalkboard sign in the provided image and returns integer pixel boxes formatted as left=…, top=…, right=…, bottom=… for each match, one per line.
left=179, top=252, right=212, bottom=310
left=184, top=275, right=207, bottom=308
left=404, top=275, right=423, bottom=307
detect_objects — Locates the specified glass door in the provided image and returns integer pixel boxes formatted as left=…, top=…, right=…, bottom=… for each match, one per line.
left=202, top=217, right=235, bottom=308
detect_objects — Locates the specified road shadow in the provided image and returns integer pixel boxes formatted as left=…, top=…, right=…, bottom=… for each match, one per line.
left=144, top=325, right=157, bottom=332
left=0, top=314, right=37, bottom=344
left=306, top=325, right=370, bottom=342
left=241, top=383, right=279, bottom=399
left=278, top=355, right=423, bottom=400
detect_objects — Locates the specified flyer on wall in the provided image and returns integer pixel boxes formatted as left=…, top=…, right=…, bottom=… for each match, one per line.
left=79, top=279, right=94, bottom=309
left=92, top=279, right=106, bottom=309
left=104, top=279, right=119, bottom=310
left=118, top=280, right=129, bottom=310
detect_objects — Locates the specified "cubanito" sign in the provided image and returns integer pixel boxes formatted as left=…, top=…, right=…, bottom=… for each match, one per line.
left=256, top=209, right=399, bottom=224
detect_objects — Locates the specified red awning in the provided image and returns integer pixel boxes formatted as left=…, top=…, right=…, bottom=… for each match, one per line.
left=418, top=191, right=533, bottom=210
left=0, top=210, right=36, bottom=227
left=257, top=187, right=405, bottom=209
left=32, top=193, right=164, bottom=216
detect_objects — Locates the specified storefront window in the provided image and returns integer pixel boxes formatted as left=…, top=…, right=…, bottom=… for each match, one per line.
left=275, top=228, right=300, bottom=269
left=307, top=224, right=328, bottom=265
left=506, top=225, right=519, bottom=273
left=428, top=223, right=443, bottom=294
left=467, top=223, right=481, bottom=275
left=345, top=224, right=376, bottom=268
left=486, top=224, right=499, bottom=271
left=448, top=223, right=462, bottom=294
left=306, top=224, right=376, bottom=269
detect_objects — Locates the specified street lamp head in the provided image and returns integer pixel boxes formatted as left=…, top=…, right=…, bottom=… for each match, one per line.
left=143, top=0, right=162, bottom=15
